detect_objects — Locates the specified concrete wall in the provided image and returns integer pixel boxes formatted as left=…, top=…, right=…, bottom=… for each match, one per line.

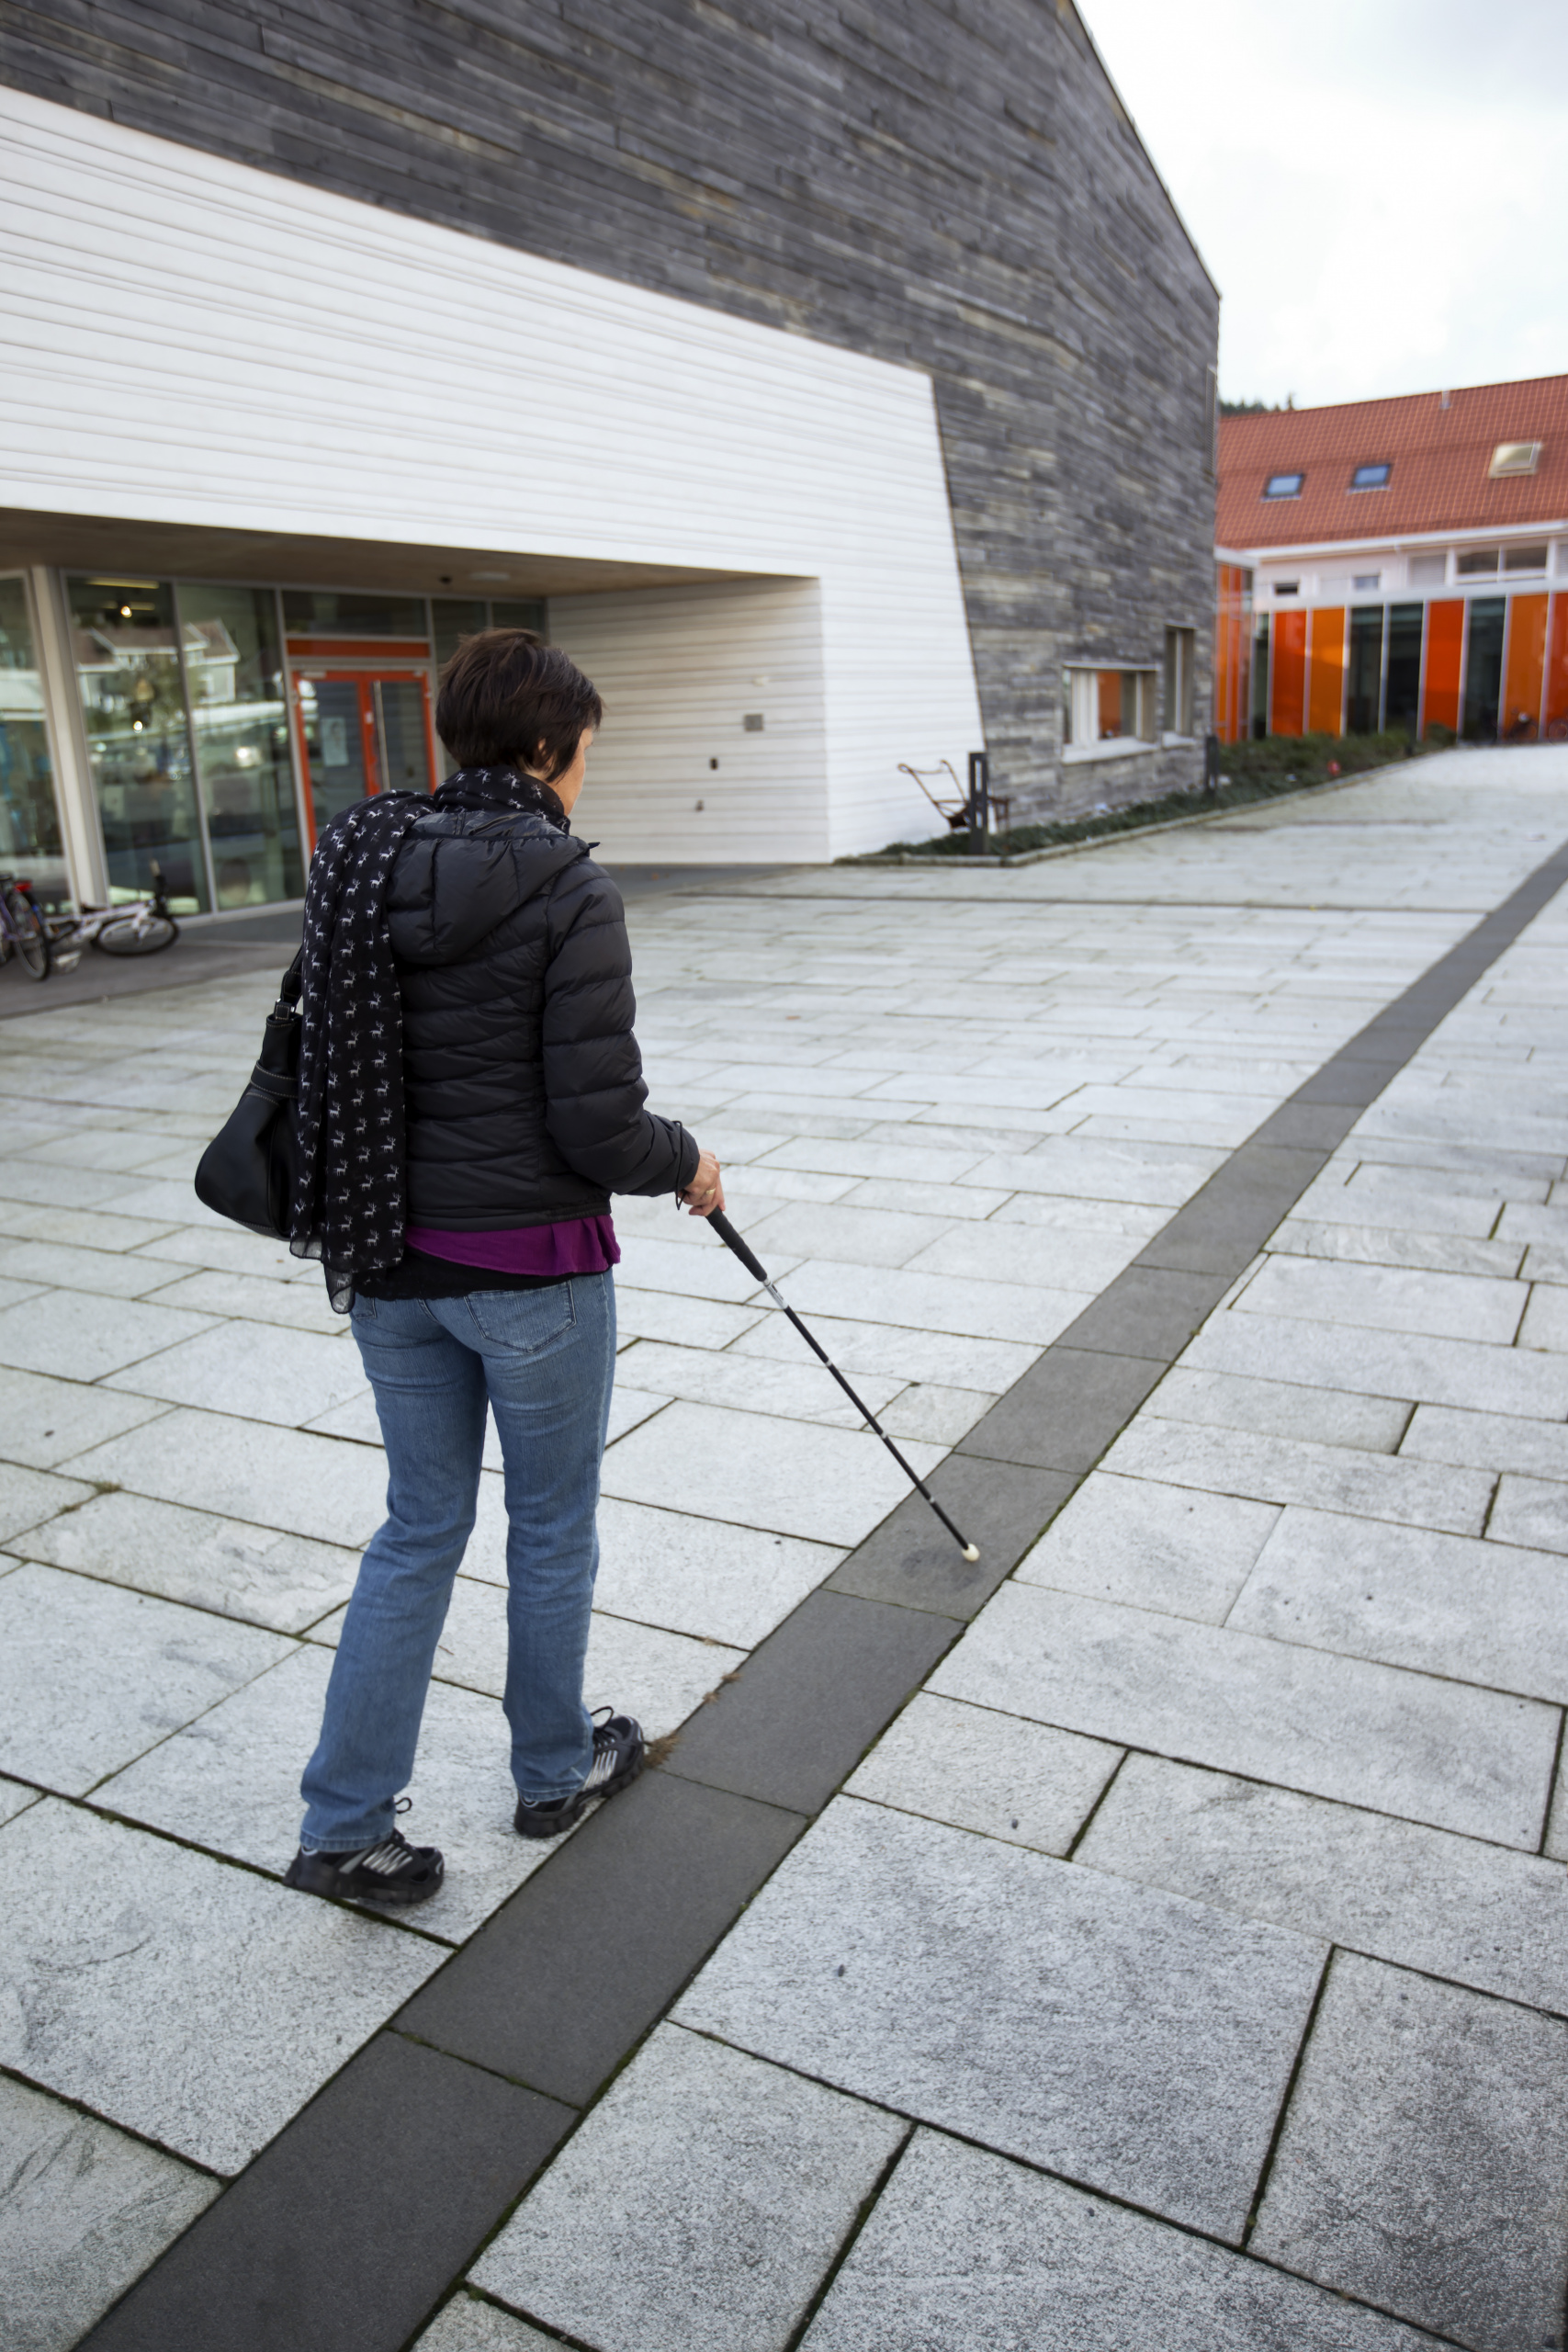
left=0, top=0, right=1220, bottom=824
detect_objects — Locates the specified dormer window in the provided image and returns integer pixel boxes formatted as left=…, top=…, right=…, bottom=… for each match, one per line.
left=1490, top=442, right=1541, bottom=478
left=1264, top=472, right=1303, bottom=499
left=1349, top=463, right=1391, bottom=491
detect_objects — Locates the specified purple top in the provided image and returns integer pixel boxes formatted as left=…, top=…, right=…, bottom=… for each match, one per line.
left=403, top=1215, right=620, bottom=1277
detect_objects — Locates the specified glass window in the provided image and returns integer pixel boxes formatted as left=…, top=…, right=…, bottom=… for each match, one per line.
left=177, top=583, right=302, bottom=910
left=1462, top=599, right=1506, bottom=740
left=1274, top=581, right=1300, bottom=597
left=1352, top=574, right=1381, bottom=593
left=1250, top=614, right=1270, bottom=740
left=490, top=597, right=547, bottom=636
left=432, top=597, right=488, bottom=667
left=1504, top=546, right=1549, bottom=574
left=67, top=576, right=208, bottom=910
left=1346, top=606, right=1384, bottom=734
left=281, top=590, right=428, bottom=640
left=1408, top=554, right=1447, bottom=586
left=1490, top=443, right=1540, bottom=478
left=1385, top=604, right=1423, bottom=733
left=0, top=578, right=71, bottom=910
left=1456, top=550, right=1499, bottom=577
left=1349, top=463, right=1391, bottom=490
left=1264, top=473, right=1303, bottom=499
left=1162, top=627, right=1195, bottom=735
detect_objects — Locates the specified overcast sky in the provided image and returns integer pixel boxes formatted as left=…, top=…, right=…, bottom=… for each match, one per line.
left=1079, top=0, right=1566, bottom=412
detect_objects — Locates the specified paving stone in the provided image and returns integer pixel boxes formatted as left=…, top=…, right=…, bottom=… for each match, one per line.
left=601, top=1397, right=943, bottom=1546
left=730, top=1307, right=1037, bottom=1393
left=594, top=1497, right=842, bottom=1649
left=0, top=1460, right=93, bottom=1544
left=96, top=1644, right=569, bottom=1942
left=674, top=1797, right=1323, bottom=2240
left=844, top=1690, right=1121, bottom=1852
left=104, top=1318, right=367, bottom=1427
left=931, top=1581, right=1555, bottom=1846
left=1235, top=1254, right=1526, bottom=1345
left=0, top=1158, right=130, bottom=1210
left=78, top=2034, right=570, bottom=2352
left=611, top=1336, right=906, bottom=1429
left=1520, top=1282, right=1568, bottom=1352
left=1300, top=1168, right=1507, bottom=1234
left=1150, top=1366, right=1410, bottom=1453
left=18, top=1489, right=358, bottom=1634
left=127, top=1223, right=321, bottom=1281
left=1184, top=1306, right=1568, bottom=1419
left=0, top=1773, right=41, bottom=1825
left=0, top=2072, right=220, bottom=2352
left=0, top=1239, right=192, bottom=1300
left=1077, top=1754, right=1568, bottom=2016
left=1271, top=1219, right=1525, bottom=1281
left=903, top=1218, right=1141, bottom=1295
left=399, top=1769, right=805, bottom=2105
left=775, top=1259, right=1090, bottom=1346
left=985, top=1190, right=1170, bottom=1241
left=132, top=1267, right=350, bottom=1333
left=958, top=1343, right=1165, bottom=1471
left=0, top=1802, right=441, bottom=2173
left=473, top=2024, right=904, bottom=2352
left=802, top=2128, right=1439, bottom=2351
left=0, top=1367, right=166, bottom=1471
left=965, top=1135, right=1224, bottom=1207
left=0, top=1290, right=220, bottom=1384
left=612, top=1285, right=766, bottom=1351
left=1232, top=1506, right=1568, bottom=1701
left=1057, top=1264, right=1235, bottom=1360
left=827, top=1456, right=1075, bottom=1618
left=1252, top=1954, right=1568, bottom=2349
left=0, top=1564, right=293, bottom=1795
left=1486, top=1473, right=1568, bottom=1555
left=874, top=1379, right=993, bottom=1442
left=1101, top=1415, right=1494, bottom=1534
left=59, top=1408, right=391, bottom=1547
left=1013, top=1471, right=1280, bottom=1623
left=412, top=2301, right=558, bottom=2352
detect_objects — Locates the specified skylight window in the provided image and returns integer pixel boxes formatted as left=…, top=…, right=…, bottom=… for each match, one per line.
left=1349, top=463, right=1391, bottom=490
left=1263, top=472, right=1303, bottom=499
left=1490, top=442, right=1540, bottom=478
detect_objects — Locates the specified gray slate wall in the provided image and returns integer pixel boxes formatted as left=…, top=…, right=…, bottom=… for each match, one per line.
left=2, top=0, right=1219, bottom=826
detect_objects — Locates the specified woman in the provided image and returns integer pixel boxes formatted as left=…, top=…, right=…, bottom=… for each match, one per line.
left=283, top=629, right=723, bottom=1905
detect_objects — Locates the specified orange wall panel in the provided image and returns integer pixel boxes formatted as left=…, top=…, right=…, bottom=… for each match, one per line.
left=1422, top=600, right=1465, bottom=735
left=1270, top=608, right=1307, bottom=736
left=1547, top=596, right=1568, bottom=731
left=1307, top=607, right=1346, bottom=736
left=1503, top=594, right=1550, bottom=734
left=1214, top=562, right=1252, bottom=743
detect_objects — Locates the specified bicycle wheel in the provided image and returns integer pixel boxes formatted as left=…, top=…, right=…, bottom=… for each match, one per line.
left=3, top=888, right=51, bottom=980
left=94, top=912, right=179, bottom=957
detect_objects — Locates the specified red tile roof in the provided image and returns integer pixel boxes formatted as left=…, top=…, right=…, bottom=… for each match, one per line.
left=1217, top=374, right=1568, bottom=550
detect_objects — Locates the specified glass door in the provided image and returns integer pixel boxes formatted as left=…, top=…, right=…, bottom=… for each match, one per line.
left=292, top=668, right=436, bottom=842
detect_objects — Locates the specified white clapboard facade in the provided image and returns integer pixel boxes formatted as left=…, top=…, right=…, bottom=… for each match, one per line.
left=1, top=83, right=984, bottom=892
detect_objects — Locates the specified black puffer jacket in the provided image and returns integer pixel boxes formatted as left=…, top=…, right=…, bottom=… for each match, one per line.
left=383, top=802, right=696, bottom=1228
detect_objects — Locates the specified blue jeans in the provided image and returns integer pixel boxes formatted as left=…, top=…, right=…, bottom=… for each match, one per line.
left=299, top=1272, right=616, bottom=1852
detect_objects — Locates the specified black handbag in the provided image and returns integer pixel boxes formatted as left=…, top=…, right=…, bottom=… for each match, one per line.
left=194, top=952, right=303, bottom=1239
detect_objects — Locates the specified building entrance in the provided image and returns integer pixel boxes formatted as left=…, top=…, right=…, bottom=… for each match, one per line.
left=292, top=668, right=437, bottom=838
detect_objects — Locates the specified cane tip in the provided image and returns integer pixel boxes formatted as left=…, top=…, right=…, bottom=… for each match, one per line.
left=962, top=1544, right=980, bottom=1563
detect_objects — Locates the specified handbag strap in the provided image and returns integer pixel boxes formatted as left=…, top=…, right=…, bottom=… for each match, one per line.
left=276, top=947, right=304, bottom=1016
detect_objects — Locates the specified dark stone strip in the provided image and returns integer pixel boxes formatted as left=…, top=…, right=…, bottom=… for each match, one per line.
left=78, top=2035, right=572, bottom=2352
left=81, top=835, right=1568, bottom=2352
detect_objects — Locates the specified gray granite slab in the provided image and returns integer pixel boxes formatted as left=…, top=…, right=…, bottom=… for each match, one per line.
left=0, top=1290, right=219, bottom=1383
left=0, top=1800, right=441, bottom=2174
left=1148, top=1366, right=1411, bottom=1453
left=1077, top=1754, right=1568, bottom=2015
left=594, top=1495, right=843, bottom=1649
left=1233, top=1257, right=1528, bottom=1345
left=0, top=1773, right=41, bottom=1826
left=0, top=2072, right=219, bottom=2352
left=843, top=1691, right=1122, bottom=1852
left=1230, top=1506, right=1568, bottom=1702
left=0, top=1364, right=166, bottom=1471
left=0, top=1461, right=91, bottom=1544
left=412, top=2301, right=558, bottom=2352
left=97, top=1644, right=561, bottom=1943
left=1253, top=1954, right=1568, bottom=2349
left=1101, top=1417, right=1494, bottom=1535
left=1182, top=1308, right=1568, bottom=1419
left=473, top=2024, right=905, bottom=2351
left=802, top=2128, right=1439, bottom=2351
left=931, top=1582, right=1556, bottom=1847
left=104, top=1319, right=367, bottom=1428
left=1487, top=1473, right=1568, bottom=1555
left=17, top=1489, right=359, bottom=1633
left=1270, top=1218, right=1524, bottom=1280
left=1400, top=1401, right=1568, bottom=1480
left=1014, top=1471, right=1280, bottom=1623
left=673, top=1797, right=1324, bottom=2241
left=0, top=1563, right=293, bottom=1795
left=58, top=1407, right=391, bottom=1547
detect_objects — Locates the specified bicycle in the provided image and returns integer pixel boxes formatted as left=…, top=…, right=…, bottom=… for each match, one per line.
left=0, top=874, right=51, bottom=981
left=63, top=860, right=181, bottom=957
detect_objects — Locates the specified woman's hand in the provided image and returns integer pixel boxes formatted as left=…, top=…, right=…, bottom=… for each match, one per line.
left=681, top=1148, right=726, bottom=1217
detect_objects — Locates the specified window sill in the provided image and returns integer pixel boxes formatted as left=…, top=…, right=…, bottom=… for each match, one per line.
left=1062, top=736, right=1158, bottom=765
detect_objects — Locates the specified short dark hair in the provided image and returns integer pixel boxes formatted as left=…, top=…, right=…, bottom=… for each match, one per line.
left=435, top=629, right=604, bottom=780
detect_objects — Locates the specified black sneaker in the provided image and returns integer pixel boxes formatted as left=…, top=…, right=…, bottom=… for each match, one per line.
left=514, top=1708, right=646, bottom=1839
left=284, top=1826, right=445, bottom=1906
